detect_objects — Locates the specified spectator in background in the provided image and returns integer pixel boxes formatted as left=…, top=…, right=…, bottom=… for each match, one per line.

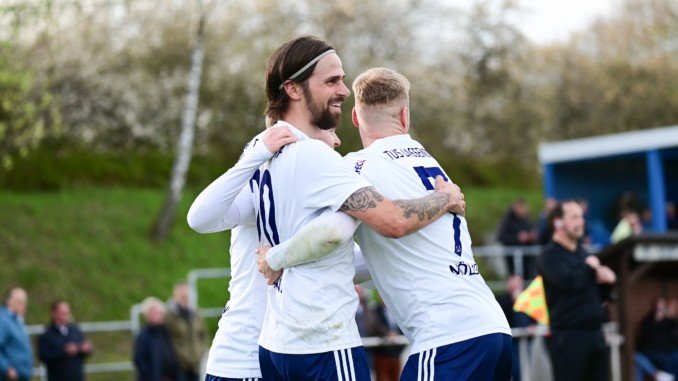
left=538, top=201, right=616, bottom=381
left=38, top=300, right=92, bottom=381
left=617, top=192, right=641, bottom=216
left=164, top=283, right=207, bottom=381
left=496, top=275, right=536, bottom=381
left=498, top=198, right=538, bottom=277
left=581, top=196, right=611, bottom=246
left=537, top=198, right=557, bottom=245
left=355, top=285, right=376, bottom=338
left=611, top=209, right=643, bottom=244
left=368, top=294, right=406, bottom=381
left=634, top=352, right=674, bottom=381
left=636, top=298, right=678, bottom=378
left=133, top=297, right=180, bottom=381
left=355, top=285, right=377, bottom=375
left=0, top=287, right=32, bottom=381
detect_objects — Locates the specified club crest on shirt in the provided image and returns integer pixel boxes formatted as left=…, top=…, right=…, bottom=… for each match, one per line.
left=354, top=160, right=365, bottom=174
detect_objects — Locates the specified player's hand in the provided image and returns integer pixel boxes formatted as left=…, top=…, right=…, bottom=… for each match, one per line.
left=434, top=176, right=465, bottom=216
left=585, top=255, right=601, bottom=270
left=596, top=266, right=616, bottom=284
left=80, top=340, right=93, bottom=354
left=263, top=127, right=298, bottom=154
left=6, top=367, right=18, bottom=381
left=256, top=245, right=283, bottom=285
left=65, top=342, right=79, bottom=356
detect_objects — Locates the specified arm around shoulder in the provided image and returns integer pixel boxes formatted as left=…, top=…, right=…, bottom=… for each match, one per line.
left=266, top=211, right=359, bottom=270
left=340, top=176, right=463, bottom=238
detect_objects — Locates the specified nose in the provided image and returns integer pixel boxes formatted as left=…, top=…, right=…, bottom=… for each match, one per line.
left=338, top=80, right=350, bottom=98
left=333, top=136, right=341, bottom=148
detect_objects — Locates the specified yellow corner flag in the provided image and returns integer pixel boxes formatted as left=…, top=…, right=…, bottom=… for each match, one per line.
left=513, top=275, right=549, bottom=325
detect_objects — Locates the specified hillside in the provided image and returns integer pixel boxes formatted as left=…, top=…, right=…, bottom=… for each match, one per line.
left=0, top=185, right=542, bottom=325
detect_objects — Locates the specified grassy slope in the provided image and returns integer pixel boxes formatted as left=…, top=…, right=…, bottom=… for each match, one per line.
left=0, top=185, right=542, bottom=325
left=0, top=187, right=231, bottom=325
left=0, top=185, right=541, bottom=380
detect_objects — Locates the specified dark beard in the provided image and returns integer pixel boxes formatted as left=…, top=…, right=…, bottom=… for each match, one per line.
left=305, top=90, right=341, bottom=131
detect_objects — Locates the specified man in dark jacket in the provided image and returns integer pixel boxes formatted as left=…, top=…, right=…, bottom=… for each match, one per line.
left=538, top=201, right=616, bottom=381
left=134, top=297, right=180, bottom=381
left=498, top=198, right=538, bottom=277
left=38, top=300, right=92, bottom=381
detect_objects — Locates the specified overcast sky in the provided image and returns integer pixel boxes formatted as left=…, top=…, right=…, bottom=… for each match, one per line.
left=446, top=0, right=619, bottom=44
left=516, top=0, right=618, bottom=43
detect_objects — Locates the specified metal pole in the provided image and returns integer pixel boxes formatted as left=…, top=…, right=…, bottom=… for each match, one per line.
left=514, top=249, right=524, bottom=277
left=130, top=303, right=141, bottom=335
left=187, top=270, right=199, bottom=310
left=519, top=336, right=531, bottom=381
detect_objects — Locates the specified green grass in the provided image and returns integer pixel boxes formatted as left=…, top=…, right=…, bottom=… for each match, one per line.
left=0, top=186, right=232, bottom=324
left=0, top=185, right=542, bottom=322
left=1, top=185, right=541, bottom=380
left=464, top=186, right=544, bottom=244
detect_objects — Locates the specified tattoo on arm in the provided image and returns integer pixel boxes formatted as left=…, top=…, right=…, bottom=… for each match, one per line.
left=393, top=193, right=450, bottom=221
left=340, top=187, right=384, bottom=212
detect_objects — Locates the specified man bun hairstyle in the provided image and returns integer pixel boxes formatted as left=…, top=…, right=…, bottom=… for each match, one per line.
left=265, top=36, right=335, bottom=122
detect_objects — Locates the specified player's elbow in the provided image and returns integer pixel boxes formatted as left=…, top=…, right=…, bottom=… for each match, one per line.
left=187, top=213, right=210, bottom=234
left=378, top=218, right=409, bottom=238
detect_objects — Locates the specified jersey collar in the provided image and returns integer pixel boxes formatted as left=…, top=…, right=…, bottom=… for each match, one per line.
left=367, top=133, right=413, bottom=151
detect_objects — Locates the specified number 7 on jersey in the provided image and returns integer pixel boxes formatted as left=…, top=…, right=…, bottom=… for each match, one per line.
left=413, top=166, right=462, bottom=256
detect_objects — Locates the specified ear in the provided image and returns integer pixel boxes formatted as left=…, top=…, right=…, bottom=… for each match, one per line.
left=283, top=82, right=303, bottom=101
left=400, top=106, right=410, bottom=132
left=554, top=219, right=564, bottom=229
left=352, top=107, right=360, bottom=128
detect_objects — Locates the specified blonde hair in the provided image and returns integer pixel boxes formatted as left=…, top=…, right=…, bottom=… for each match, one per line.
left=352, top=68, right=410, bottom=123
left=140, top=297, right=165, bottom=316
left=353, top=68, right=409, bottom=105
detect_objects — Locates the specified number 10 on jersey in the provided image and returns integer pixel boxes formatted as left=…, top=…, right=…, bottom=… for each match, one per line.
left=250, top=168, right=280, bottom=246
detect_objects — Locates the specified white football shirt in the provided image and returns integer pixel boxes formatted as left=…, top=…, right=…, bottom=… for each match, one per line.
left=252, top=122, right=371, bottom=354
left=188, top=133, right=271, bottom=378
left=344, top=134, right=511, bottom=354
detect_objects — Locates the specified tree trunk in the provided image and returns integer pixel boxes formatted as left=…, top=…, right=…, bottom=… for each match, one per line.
left=151, top=1, right=206, bottom=241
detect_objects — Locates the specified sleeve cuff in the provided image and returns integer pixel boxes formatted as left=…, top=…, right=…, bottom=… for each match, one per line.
left=242, top=137, right=274, bottom=163
left=266, top=242, right=289, bottom=271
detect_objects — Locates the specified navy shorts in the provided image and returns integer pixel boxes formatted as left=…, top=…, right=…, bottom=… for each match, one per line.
left=205, top=375, right=261, bottom=381
left=400, top=333, right=512, bottom=381
left=259, top=345, right=371, bottom=381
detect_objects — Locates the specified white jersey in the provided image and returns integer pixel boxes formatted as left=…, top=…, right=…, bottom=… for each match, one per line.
left=188, top=133, right=272, bottom=378
left=344, top=134, right=511, bottom=354
left=206, top=222, right=268, bottom=378
left=252, top=122, right=371, bottom=354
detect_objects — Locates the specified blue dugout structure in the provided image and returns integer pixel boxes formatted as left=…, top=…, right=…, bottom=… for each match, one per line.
left=538, top=125, right=678, bottom=245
